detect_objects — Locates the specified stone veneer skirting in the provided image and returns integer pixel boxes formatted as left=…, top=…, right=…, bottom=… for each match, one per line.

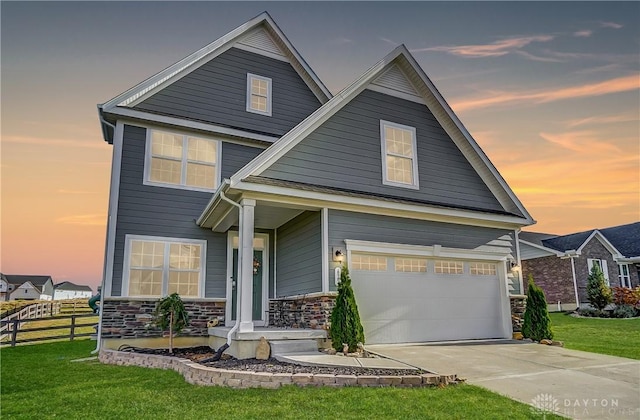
left=510, top=295, right=527, bottom=332
left=101, top=299, right=225, bottom=339
left=99, top=348, right=456, bottom=388
left=269, top=293, right=336, bottom=330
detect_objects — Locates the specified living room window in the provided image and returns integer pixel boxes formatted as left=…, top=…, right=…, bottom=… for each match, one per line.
left=145, top=129, right=219, bottom=192
left=618, top=263, right=631, bottom=288
left=380, top=120, right=419, bottom=189
left=123, top=235, right=206, bottom=298
left=246, top=73, right=272, bottom=116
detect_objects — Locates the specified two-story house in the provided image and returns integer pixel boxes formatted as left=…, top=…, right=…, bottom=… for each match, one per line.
left=97, top=12, right=534, bottom=355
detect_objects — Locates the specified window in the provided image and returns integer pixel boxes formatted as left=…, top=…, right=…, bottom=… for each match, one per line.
left=470, top=262, right=497, bottom=276
left=145, top=129, right=219, bottom=191
left=246, top=73, right=272, bottom=116
left=435, top=260, right=464, bottom=275
left=618, top=263, right=631, bottom=288
left=124, top=236, right=206, bottom=298
left=351, top=254, right=387, bottom=271
left=395, top=258, right=426, bottom=273
left=380, top=120, right=419, bottom=189
left=587, top=258, right=609, bottom=286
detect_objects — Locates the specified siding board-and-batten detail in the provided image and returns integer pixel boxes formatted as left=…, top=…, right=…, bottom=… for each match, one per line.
left=111, top=124, right=264, bottom=298
left=134, top=48, right=321, bottom=137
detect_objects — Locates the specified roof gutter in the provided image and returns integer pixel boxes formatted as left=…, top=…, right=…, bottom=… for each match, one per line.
left=97, top=105, right=116, bottom=143
left=196, top=179, right=231, bottom=227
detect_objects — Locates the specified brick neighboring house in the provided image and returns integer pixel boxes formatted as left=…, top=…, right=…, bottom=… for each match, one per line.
left=519, top=222, right=640, bottom=311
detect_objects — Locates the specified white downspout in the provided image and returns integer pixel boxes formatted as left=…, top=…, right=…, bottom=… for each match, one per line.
left=570, top=256, right=579, bottom=309
left=219, top=191, right=243, bottom=346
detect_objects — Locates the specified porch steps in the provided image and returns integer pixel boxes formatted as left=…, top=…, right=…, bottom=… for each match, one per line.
left=269, top=339, right=319, bottom=356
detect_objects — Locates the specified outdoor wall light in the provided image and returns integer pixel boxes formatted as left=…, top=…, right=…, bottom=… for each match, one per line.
left=332, top=247, right=345, bottom=262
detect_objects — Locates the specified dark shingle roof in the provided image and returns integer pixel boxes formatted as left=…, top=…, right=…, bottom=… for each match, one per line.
left=522, top=221, right=640, bottom=256
left=54, top=281, right=92, bottom=292
left=600, top=222, right=640, bottom=257
left=3, top=275, right=52, bottom=286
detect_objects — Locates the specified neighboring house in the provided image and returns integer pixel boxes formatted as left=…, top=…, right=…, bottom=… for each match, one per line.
left=2, top=275, right=55, bottom=301
left=520, top=222, right=640, bottom=311
left=0, top=274, right=8, bottom=301
left=53, top=282, right=93, bottom=300
left=97, top=12, right=534, bottom=350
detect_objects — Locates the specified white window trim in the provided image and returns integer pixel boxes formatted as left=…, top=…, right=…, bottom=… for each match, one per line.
left=246, top=73, right=272, bottom=116
left=587, top=258, right=610, bottom=286
left=380, top=120, right=419, bottom=190
left=618, top=263, right=631, bottom=288
left=121, top=235, right=207, bottom=298
left=143, top=128, right=222, bottom=193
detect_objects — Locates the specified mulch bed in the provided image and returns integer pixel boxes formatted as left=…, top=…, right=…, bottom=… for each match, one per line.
left=120, top=346, right=423, bottom=376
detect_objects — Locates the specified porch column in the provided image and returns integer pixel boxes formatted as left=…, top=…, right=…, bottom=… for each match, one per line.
left=238, top=198, right=256, bottom=333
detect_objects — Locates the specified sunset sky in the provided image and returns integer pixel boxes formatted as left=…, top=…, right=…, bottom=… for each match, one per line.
left=2, top=2, right=639, bottom=290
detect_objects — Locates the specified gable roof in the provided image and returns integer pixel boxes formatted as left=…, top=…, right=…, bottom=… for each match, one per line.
left=4, top=275, right=52, bottom=287
left=54, top=281, right=93, bottom=292
left=230, top=45, right=534, bottom=224
left=521, top=221, right=640, bottom=258
left=98, top=11, right=331, bottom=143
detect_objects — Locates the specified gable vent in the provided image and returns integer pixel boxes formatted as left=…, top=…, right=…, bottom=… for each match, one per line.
left=237, top=27, right=286, bottom=59
left=370, top=65, right=423, bottom=103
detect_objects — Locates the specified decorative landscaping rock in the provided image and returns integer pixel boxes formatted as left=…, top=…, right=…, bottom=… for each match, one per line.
left=551, top=340, right=564, bottom=347
left=512, top=332, right=524, bottom=340
left=255, top=337, right=270, bottom=360
left=539, top=339, right=553, bottom=345
left=99, top=348, right=455, bottom=389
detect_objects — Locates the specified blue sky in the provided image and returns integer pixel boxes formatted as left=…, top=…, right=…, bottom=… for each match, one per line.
left=1, top=1, right=638, bottom=288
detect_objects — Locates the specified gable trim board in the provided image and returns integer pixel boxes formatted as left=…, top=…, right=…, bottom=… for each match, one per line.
left=98, top=12, right=331, bottom=143
left=229, top=45, right=534, bottom=226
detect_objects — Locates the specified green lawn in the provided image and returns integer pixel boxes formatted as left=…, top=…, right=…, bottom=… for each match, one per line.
left=550, top=312, right=640, bottom=359
left=1, top=341, right=560, bottom=420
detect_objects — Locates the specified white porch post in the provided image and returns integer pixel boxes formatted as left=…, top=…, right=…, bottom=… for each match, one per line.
left=238, top=198, right=256, bottom=333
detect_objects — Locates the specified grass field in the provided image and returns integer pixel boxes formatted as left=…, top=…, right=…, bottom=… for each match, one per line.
left=550, top=312, right=640, bottom=359
left=1, top=341, right=562, bottom=419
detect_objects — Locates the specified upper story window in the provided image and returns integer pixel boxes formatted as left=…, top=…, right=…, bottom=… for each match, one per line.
left=246, top=73, right=272, bottom=116
left=145, top=129, right=219, bottom=192
left=380, top=120, right=419, bottom=189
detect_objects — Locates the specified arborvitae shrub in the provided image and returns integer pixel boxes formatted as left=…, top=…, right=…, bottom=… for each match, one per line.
left=522, top=275, right=553, bottom=341
left=587, top=265, right=612, bottom=311
left=329, top=266, right=365, bottom=352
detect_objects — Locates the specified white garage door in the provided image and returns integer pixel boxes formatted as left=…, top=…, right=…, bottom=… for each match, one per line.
left=350, top=253, right=508, bottom=344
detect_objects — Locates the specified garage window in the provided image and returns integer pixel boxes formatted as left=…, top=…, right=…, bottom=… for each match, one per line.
left=470, top=262, right=497, bottom=276
left=351, top=254, right=387, bottom=271
left=435, top=260, right=463, bottom=274
left=395, top=258, right=426, bottom=273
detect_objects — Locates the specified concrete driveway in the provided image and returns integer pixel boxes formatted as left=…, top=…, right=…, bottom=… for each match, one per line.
left=368, top=341, right=640, bottom=419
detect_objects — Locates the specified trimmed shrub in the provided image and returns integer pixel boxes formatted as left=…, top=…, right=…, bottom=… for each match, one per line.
left=329, top=266, right=365, bottom=352
left=522, top=275, right=553, bottom=341
left=577, top=307, right=607, bottom=318
left=612, top=286, right=640, bottom=307
left=613, top=304, right=638, bottom=319
left=586, top=265, right=612, bottom=310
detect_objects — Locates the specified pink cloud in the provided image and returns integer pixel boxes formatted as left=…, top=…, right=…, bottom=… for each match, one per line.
left=412, top=35, right=554, bottom=58
left=599, top=21, right=623, bottom=29
left=573, top=30, right=593, bottom=37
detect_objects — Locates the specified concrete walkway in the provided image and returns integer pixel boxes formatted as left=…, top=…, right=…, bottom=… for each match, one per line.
left=368, top=341, right=640, bottom=420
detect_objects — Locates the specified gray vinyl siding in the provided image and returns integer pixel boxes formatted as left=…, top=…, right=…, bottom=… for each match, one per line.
left=221, top=142, right=263, bottom=179
left=134, top=48, right=321, bottom=137
left=262, top=89, right=506, bottom=214
left=328, top=209, right=513, bottom=291
left=112, top=124, right=264, bottom=297
left=275, top=211, right=322, bottom=296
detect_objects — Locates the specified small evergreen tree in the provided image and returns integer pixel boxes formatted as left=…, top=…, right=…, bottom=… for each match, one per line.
left=330, top=266, right=365, bottom=352
left=587, top=264, right=612, bottom=310
left=154, top=293, right=189, bottom=353
left=522, top=275, right=553, bottom=341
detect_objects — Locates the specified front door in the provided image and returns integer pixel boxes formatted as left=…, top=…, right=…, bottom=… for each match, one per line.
left=226, top=232, right=269, bottom=326
left=231, top=249, right=264, bottom=321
